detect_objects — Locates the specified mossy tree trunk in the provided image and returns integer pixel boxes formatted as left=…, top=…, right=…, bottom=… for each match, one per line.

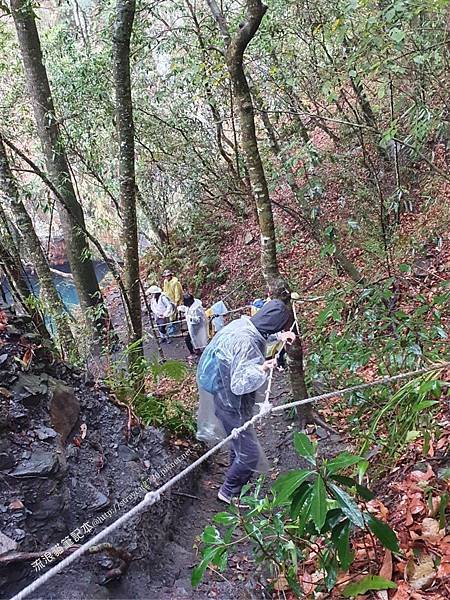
left=0, top=137, right=75, bottom=354
left=10, top=0, right=110, bottom=343
left=207, top=0, right=319, bottom=426
left=113, top=0, right=143, bottom=363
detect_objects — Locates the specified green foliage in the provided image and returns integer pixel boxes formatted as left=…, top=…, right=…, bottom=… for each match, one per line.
left=192, top=433, right=399, bottom=596
left=134, top=393, right=195, bottom=436
left=343, top=575, right=397, bottom=597
left=104, top=341, right=194, bottom=436
left=305, top=279, right=449, bottom=469
left=357, top=370, right=444, bottom=463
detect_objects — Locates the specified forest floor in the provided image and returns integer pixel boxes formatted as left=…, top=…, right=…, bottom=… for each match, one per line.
left=93, top=292, right=347, bottom=598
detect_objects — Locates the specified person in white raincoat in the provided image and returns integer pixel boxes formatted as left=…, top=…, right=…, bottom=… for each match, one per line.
left=178, top=293, right=208, bottom=360
left=196, top=299, right=295, bottom=504
left=147, top=285, right=174, bottom=343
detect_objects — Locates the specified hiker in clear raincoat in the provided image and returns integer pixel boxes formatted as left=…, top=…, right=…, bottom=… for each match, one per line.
left=196, top=299, right=296, bottom=503
left=178, top=293, right=208, bottom=361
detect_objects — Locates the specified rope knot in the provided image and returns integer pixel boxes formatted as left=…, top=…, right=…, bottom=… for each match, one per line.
left=145, top=490, right=161, bottom=505
left=230, top=427, right=240, bottom=439
left=257, top=399, right=273, bottom=417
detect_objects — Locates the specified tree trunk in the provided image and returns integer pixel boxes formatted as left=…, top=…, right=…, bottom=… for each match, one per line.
left=113, top=0, right=143, bottom=358
left=0, top=217, right=48, bottom=338
left=10, top=0, right=109, bottom=341
left=208, top=0, right=321, bottom=426
left=0, top=137, right=75, bottom=354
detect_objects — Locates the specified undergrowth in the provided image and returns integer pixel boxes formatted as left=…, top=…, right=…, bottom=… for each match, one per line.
left=104, top=340, right=196, bottom=436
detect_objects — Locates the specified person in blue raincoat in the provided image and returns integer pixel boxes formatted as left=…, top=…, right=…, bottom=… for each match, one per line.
left=196, top=299, right=296, bottom=504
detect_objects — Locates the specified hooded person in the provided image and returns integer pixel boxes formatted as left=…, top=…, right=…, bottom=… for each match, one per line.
left=178, top=293, right=208, bottom=360
left=147, top=285, right=174, bottom=343
left=196, top=299, right=296, bottom=504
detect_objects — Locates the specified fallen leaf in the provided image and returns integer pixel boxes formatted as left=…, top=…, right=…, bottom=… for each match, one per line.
left=405, top=509, right=414, bottom=526
left=406, top=553, right=436, bottom=590
left=437, top=556, right=450, bottom=579
left=300, top=571, right=315, bottom=595
left=421, top=517, right=445, bottom=543
left=436, top=436, right=448, bottom=450
left=410, top=465, right=434, bottom=483
left=429, top=495, right=441, bottom=517
left=273, top=574, right=289, bottom=591
left=9, top=499, right=24, bottom=510
left=0, top=387, right=12, bottom=398
left=22, top=348, right=33, bottom=369
left=379, top=550, right=393, bottom=580
left=408, top=495, right=425, bottom=515
left=366, top=499, right=389, bottom=520
left=392, top=581, right=412, bottom=600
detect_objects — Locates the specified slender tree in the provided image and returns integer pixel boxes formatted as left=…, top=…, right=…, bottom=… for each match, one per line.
left=207, top=0, right=326, bottom=427
left=10, top=0, right=109, bottom=339
left=0, top=208, right=48, bottom=338
left=0, top=137, right=76, bottom=354
left=113, top=0, right=143, bottom=356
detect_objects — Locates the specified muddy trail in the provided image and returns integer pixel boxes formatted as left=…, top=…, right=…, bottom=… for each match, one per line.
left=1, top=297, right=346, bottom=600
left=101, top=295, right=346, bottom=599
left=140, top=411, right=345, bottom=600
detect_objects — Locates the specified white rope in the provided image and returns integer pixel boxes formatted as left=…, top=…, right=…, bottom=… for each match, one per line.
left=10, top=353, right=449, bottom=600
left=163, top=304, right=251, bottom=327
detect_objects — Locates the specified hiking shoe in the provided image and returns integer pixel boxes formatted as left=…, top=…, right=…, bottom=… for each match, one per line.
left=217, top=489, right=248, bottom=508
left=217, top=489, right=232, bottom=504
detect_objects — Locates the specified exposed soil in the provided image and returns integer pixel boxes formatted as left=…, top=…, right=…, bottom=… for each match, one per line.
left=1, top=299, right=345, bottom=600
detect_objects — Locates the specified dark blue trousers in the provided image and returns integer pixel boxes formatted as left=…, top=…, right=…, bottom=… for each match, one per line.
left=214, top=401, right=260, bottom=498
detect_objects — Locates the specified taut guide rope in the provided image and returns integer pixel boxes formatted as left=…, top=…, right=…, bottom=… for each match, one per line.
left=9, top=311, right=450, bottom=599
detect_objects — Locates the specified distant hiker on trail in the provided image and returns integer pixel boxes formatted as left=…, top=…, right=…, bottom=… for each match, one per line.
left=205, top=300, right=228, bottom=338
left=162, top=269, right=183, bottom=306
left=196, top=299, right=296, bottom=504
left=147, top=285, right=174, bottom=343
left=162, top=269, right=183, bottom=335
left=178, top=293, right=208, bottom=363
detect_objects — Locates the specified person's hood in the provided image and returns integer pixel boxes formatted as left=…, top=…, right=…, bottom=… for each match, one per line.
left=250, top=299, right=290, bottom=337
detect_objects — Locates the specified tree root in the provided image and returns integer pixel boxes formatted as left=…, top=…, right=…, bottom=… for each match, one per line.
left=308, top=412, right=339, bottom=435
left=0, top=542, right=132, bottom=576
left=277, top=409, right=340, bottom=448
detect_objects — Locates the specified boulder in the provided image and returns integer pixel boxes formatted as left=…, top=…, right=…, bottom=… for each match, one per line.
left=48, top=381, right=80, bottom=443
left=0, top=532, right=17, bottom=555
left=12, top=450, right=59, bottom=477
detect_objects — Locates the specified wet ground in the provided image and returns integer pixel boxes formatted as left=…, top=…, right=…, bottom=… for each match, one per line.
left=1, top=297, right=345, bottom=600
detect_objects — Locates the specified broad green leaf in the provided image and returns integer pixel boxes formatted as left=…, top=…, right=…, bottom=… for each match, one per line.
left=343, top=575, right=397, bottom=597
left=366, top=514, right=399, bottom=553
left=324, top=555, right=338, bottom=590
left=290, top=481, right=312, bottom=518
left=213, top=512, right=237, bottom=526
left=326, top=452, right=364, bottom=474
left=293, top=432, right=316, bottom=464
left=332, top=519, right=353, bottom=570
left=311, top=476, right=327, bottom=531
left=212, top=548, right=228, bottom=570
left=191, top=560, right=208, bottom=587
left=201, top=526, right=221, bottom=544
left=329, top=484, right=365, bottom=528
left=331, top=475, right=375, bottom=501
left=390, top=27, right=405, bottom=43
left=273, top=469, right=312, bottom=503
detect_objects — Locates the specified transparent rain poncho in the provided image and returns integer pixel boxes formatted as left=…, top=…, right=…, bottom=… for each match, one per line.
left=196, top=316, right=271, bottom=474
left=185, top=298, right=208, bottom=350
left=209, top=300, right=228, bottom=333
